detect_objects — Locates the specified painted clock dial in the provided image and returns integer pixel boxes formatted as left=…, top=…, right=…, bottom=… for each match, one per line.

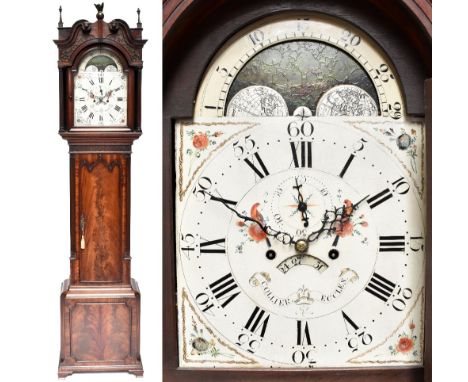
left=176, top=12, right=425, bottom=370
left=175, top=117, right=425, bottom=368
left=74, top=50, right=128, bottom=127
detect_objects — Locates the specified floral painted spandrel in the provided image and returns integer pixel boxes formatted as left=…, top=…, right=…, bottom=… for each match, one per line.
left=179, top=288, right=258, bottom=367
left=349, top=119, right=425, bottom=199
left=389, top=320, right=419, bottom=358
left=175, top=121, right=256, bottom=202
left=186, top=129, right=223, bottom=159
left=348, top=288, right=424, bottom=366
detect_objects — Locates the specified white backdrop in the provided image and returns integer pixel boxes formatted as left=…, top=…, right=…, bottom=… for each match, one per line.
left=0, top=1, right=464, bottom=381
left=0, top=1, right=161, bottom=381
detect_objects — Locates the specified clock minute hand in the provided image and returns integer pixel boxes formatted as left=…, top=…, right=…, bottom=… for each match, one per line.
left=205, top=191, right=295, bottom=246
left=306, top=194, right=370, bottom=245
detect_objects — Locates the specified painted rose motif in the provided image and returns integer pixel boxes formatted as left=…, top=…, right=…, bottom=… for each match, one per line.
left=335, top=219, right=354, bottom=237
left=396, top=337, right=414, bottom=353
left=192, top=132, right=209, bottom=150
left=186, top=129, right=224, bottom=158
left=235, top=203, right=268, bottom=253
left=333, top=199, right=368, bottom=238
left=389, top=320, right=418, bottom=356
left=248, top=203, right=267, bottom=242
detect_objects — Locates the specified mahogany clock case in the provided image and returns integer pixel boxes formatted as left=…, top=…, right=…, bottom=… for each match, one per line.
left=55, top=6, right=146, bottom=377
left=163, top=0, right=431, bottom=381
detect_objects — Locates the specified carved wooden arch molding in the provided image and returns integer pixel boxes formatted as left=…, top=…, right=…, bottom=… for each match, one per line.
left=163, top=0, right=432, bottom=117
left=163, top=0, right=431, bottom=38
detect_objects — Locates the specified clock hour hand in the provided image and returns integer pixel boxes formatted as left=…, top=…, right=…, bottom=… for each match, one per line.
left=205, top=191, right=295, bottom=246
left=293, top=177, right=309, bottom=228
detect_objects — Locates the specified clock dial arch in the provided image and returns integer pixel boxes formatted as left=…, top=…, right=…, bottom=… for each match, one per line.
left=194, top=14, right=405, bottom=119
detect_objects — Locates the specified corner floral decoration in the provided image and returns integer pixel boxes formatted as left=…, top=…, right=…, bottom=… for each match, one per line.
left=374, top=126, right=418, bottom=173
left=190, top=318, right=224, bottom=358
left=389, top=320, right=418, bottom=356
left=186, top=130, right=223, bottom=158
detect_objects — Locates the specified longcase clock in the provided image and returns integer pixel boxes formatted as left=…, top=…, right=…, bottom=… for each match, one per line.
left=54, top=4, right=146, bottom=377
left=164, top=1, right=431, bottom=382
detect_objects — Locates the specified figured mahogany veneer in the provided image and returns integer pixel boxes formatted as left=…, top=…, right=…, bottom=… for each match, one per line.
left=55, top=4, right=146, bottom=377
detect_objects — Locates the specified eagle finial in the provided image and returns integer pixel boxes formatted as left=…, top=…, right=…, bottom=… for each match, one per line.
left=95, top=3, right=104, bottom=20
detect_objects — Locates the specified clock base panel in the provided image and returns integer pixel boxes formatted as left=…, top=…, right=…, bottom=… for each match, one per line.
left=58, top=278, right=143, bottom=378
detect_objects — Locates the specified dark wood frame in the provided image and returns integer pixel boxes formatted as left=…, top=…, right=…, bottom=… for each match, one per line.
left=163, top=0, right=431, bottom=381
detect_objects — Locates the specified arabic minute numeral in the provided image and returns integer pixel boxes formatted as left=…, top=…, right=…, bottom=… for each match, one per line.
left=392, top=176, right=410, bottom=194
left=232, top=135, right=256, bottom=158
left=410, top=236, right=424, bottom=252
left=391, top=287, right=413, bottom=311
left=382, top=101, right=402, bottom=119
left=365, top=274, right=413, bottom=311
left=342, top=311, right=373, bottom=352
left=248, top=29, right=264, bottom=45
left=367, top=177, right=410, bottom=208
left=340, top=138, right=367, bottom=177
left=236, top=333, right=260, bottom=354
left=292, top=350, right=316, bottom=367
left=192, top=176, right=237, bottom=205
left=341, top=30, right=361, bottom=46
left=216, top=66, right=231, bottom=78
left=195, top=292, right=215, bottom=314
left=373, top=64, right=395, bottom=83
left=180, top=233, right=195, bottom=259
left=192, top=176, right=213, bottom=202
left=287, top=120, right=314, bottom=137
left=352, top=138, right=367, bottom=152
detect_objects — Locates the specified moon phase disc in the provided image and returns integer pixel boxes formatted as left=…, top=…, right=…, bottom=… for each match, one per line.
left=226, top=85, right=289, bottom=117
left=316, top=85, right=378, bottom=117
